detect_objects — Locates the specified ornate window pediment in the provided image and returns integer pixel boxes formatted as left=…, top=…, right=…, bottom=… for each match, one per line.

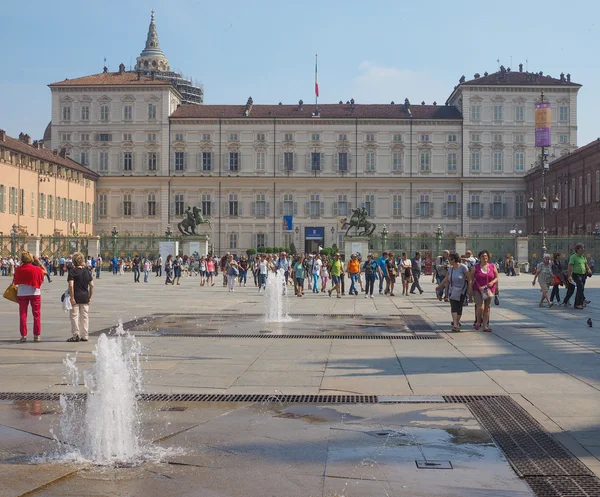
left=391, top=143, right=405, bottom=152
left=121, top=94, right=136, bottom=102
left=80, top=95, right=92, bottom=103
left=60, top=96, right=74, bottom=103
left=469, top=95, right=483, bottom=103
left=145, top=95, right=160, bottom=102
left=557, top=97, right=570, bottom=105
left=98, top=95, right=112, bottom=103
left=491, top=95, right=505, bottom=103
left=513, top=96, right=526, bottom=104
left=445, top=142, right=459, bottom=151
left=469, top=143, right=483, bottom=151
left=417, top=142, right=433, bottom=151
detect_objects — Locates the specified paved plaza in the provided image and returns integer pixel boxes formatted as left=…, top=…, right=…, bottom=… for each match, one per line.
left=1, top=272, right=600, bottom=496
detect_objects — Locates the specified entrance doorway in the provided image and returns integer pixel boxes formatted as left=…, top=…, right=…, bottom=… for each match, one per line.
left=305, top=227, right=324, bottom=254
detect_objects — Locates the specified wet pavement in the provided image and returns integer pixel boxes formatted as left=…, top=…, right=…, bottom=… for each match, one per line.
left=0, top=400, right=533, bottom=497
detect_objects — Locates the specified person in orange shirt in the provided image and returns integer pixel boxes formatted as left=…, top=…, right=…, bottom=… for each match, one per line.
left=347, top=253, right=361, bottom=296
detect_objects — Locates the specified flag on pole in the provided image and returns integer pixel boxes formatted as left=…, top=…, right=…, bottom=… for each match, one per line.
left=315, top=54, right=319, bottom=97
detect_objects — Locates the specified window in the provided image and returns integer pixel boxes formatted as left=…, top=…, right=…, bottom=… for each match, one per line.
left=81, top=133, right=89, bottom=142
left=447, top=153, right=457, bottom=171
left=336, top=152, right=349, bottom=171
left=147, top=133, right=157, bottom=142
left=283, top=152, right=294, bottom=171
left=256, top=233, right=265, bottom=249
left=123, top=133, right=132, bottom=142
left=98, top=133, right=111, bottom=142
left=493, top=134, right=503, bottom=143
left=31, top=191, right=34, bottom=216
left=61, top=133, right=71, bottom=142
left=254, top=193, right=266, bottom=216
left=515, top=193, right=524, bottom=217
left=62, top=105, right=71, bottom=121
left=175, top=133, right=184, bottom=142
left=365, top=133, right=375, bottom=142
left=445, top=192, right=458, bottom=217
left=363, top=193, right=375, bottom=216
left=515, top=105, right=525, bottom=121
left=202, top=133, right=211, bottom=141
left=392, top=151, right=403, bottom=171
left=493, top=151, right=503, bottom=172
left=100, top=104, right=110, bottom=121
left=335, top=194, right=348, bottom=216
left=570, top=179, right=576, bottom=207
left=74, top=201, right=79, bottom=222
left=80, top=151, right=89, bottom=165
left=493, top=105, right=503, bottom=121
left=147, top=152, right=158, bottom=171
left=122, top=152, right=133, bottom=171
left=229, top=233, right=237, bottom=249
left=123, top=105, right=133, bottom=121
left=202, top=152, right=212, bottom=171
left=175, top=193, right=185, bottom=216
left=228, top=133, right=238, bottom=141
left=48, top=195, right=53, bottom=219
left=65, top=199, right=69, bottom=221
left=19, top=189, right=25, bottom=216
left=471, top=105, right=481, bottom=121
left=283, top=193, right=294, bottom=216
left=228, top=193, right=239, bottom=216
left=284, top=133, right=294, bottom=141
left=447, top=134, right=457, bottom=142
left=515, top=134, right=525, bottom=143
left=148, top=103, right=157, bottom=120
left=597, top=171, right=600, bottom=202
left=586, top=173, right=592, bottom=204
left=471, top=133, right=480, bottom=142
left=86, top=203, right=91, bottom=224
left=469, top=193, right=482, bottom=217
left=80, top=105, right=89, bottom=121
left=338, top=134, right=347, bottom=142
left=579, top=176, right=583, bottom=206
left=365, top=151, right=376, bottom=171
left=39, top=193, right=45, bottom=218
left=56, top=197, right=61, bottom=220
left=201, top=193, right=212, bottom=216
left=310, top=152, right=321, bottom=171
left=147, top=193, right=156, bottom=216
left=122, top=194, right=132, bottom=217
left=0, top=185, right=5, bottom=212
left=229, top=152, right=239, bottom=171
left=492, top=193, right=504, bottom=217
left=514, top=152, right=525, bottom=172
left=393, top=194, right=402, bottom=216
left=99, top=194, right=107, bottom=217
left=417, top=193, right=430, bottom=217
left=420, top=134, right=430, bottom=143
left=311, top=133, right=320, bottom=141
left=559, top=134, right=569, bottom=144
left=559, top=105, right=568, bottom=122
left=393, top=134, right=403, bottom=143
left=419, top=152, right=430, bottom=172
left=99, top=151, right=109, bottom=172
left=9, top=187, right=17, bottom=214
left=310, top=193, right=321, bottom=216
left=256, top=133, right=265, bottom=142
left=175, top=152, right=185, bottom=171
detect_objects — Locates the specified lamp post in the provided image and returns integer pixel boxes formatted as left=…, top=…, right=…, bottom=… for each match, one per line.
left=380, top=224, right=388, bottom=254
left=331, top=226, right=336, bottom=248
left=509, top=225, right=522, bottom=262
left=165, top=224, right=173, bottom=240
left=294, top=225, right=299, bottom=238
left=10, top=223, right=18, bottom=258
left=435, top=224, right=443, bottom=258
left=394, top=231, right=400, bottom=252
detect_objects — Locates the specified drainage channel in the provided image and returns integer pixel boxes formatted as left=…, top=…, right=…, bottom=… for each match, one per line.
left=148, top=333, right=441, bottom=339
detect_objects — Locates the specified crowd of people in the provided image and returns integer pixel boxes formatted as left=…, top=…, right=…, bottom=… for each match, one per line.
left=3, top=244, right=595, bottom=341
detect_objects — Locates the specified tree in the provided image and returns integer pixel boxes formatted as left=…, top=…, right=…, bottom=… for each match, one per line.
left=331, top=243, right=339, bottom=254
left=265, top=247, right=273, bottom=254
left=246, top=248, right=257, bottom=257
left=257, top=246, right=266, bottom=253
left=289, top=242, right=296, bottom=254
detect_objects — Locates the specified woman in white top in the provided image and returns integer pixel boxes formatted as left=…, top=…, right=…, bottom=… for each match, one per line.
left=400, top=252, right=412, bottom=296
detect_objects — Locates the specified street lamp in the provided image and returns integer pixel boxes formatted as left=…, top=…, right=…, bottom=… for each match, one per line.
left=509, top=225, right=522, bottom=262
left=435, top=224, right=443, bottom=257
left=380, top=224, right=388, bottom=253
left=527, top=196, right=534, bottom=210
left=10, top=223, right=18, bottom=258
left=294, top=226, right=299, bottom=238
left=331, top=226, right=336, bottom=247
left=165, top=224, right=173, bottom=239
left=552, top=195, right=560, bottom=210
left=111, top=225, right=119, bottom=259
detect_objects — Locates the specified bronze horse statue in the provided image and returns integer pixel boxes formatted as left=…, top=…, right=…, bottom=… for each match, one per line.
left=341, top=208, right=376, bottom=236
left=178, top=206, right=211, bottom=235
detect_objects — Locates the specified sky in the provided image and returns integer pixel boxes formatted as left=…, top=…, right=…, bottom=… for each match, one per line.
left=1, top=0, right=598, bottom=145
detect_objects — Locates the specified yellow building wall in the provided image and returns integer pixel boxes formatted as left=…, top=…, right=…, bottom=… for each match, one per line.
left=0, top=159, right=96, bottom=237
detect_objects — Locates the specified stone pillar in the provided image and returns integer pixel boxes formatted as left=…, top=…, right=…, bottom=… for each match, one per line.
left=344, top=237, right=370, bottom=259
left=27, top=236, right=41, bottom=257
left=182, top=234, right=210, bottom=257
left=455, top=236, right=467, bottom=256
left=516, top=237, right=529, bottom=268
left=90, top=236, right=101, bottom=258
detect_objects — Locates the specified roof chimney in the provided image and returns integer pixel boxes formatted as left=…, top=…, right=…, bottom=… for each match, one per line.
left=0, top=129, right=5, bottom=141
left=59, top=148, right=67, bottom=158
left=19, top=132, right=25, bottom=141
left=519, top=63, right=523, bottom=72
left=119, top=63, right=125, bottom=74
left=567, top=73, right=571, bottom=82
left=52, top=149, right=59, bottom=156
left=23, top=134, right=31, bottom=145
left=103, top=65, right=108, bottom=74
left=297, top=99, right=303, bottom=111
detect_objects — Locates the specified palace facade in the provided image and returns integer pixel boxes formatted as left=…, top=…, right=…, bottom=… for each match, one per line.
left=47, top=13, right=582, bottom=254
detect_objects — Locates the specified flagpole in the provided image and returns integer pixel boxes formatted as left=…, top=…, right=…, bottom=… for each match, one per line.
left=314, top=53, right=319, bottom=116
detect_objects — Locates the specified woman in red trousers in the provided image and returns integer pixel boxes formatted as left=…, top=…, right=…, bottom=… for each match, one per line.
left=13, top=252, right=46, bottom=342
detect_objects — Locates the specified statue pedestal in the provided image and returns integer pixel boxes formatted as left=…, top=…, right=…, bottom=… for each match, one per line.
left=182, top=234, right=210, bottom=257
left=344, top=237, right=370, bottom=259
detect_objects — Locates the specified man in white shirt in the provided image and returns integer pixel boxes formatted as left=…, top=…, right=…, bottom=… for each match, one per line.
left=258, top=254, right=268, bottom=291
left=311, top=254, right=322, bottom=293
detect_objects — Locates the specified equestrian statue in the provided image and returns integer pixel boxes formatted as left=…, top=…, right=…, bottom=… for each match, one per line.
left=178, top=206, right=211, bottom=235
left=341, top=206, right=376, bottom=236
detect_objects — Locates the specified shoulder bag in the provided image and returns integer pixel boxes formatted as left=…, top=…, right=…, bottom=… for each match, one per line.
left=3, top=281, right=18, bottom=303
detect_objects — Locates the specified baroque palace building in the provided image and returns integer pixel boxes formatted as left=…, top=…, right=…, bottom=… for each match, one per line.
left=47, top=13, right=582, bottom=254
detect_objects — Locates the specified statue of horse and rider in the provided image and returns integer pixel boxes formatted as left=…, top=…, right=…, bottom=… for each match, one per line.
left=341, top=207, right=376, bottom=236
left=178, top=206, right=211, bottom=235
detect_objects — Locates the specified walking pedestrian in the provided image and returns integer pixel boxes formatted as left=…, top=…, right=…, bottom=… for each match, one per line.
left=132, top=255, right=141, bottom=283
left=362, top=253, right=381, bottom=298
left=347, top=253, right=360, bottom=296
left=173, top=256, right=182, bottom=285
left=436, top=253, right=471, bottom=332
left=164, top=255, right=174, bottom=285
left=563, top=243, right=591, bottom=309
left=409, top=252, right=424, bottom=294
left=400, top=252, right=412, bottom=296
left=67, top=252, right=94, bottom=342
left=312, top=254, right=322, bottom=293
left=328, top=253, right=343, bottom=298
left=532, top=253, right=553, bottom=307
left=470, top=250, right=498, bottom=332
left=143, top=258, right=151, bottom=282
left=386, top=252, right=398, bottom=296
left=95, top=255, right=102, bottom=279
left=13, top=252, right=46, bottom=342
left=293, top=255, right=306, bottom=297
left=258, top=254, right=268, bottom=291
left=433, top=250, right=450, bottom=301
left=377, top=252, right=388, bottom=294
left=550, top=253, right=563, bottom=303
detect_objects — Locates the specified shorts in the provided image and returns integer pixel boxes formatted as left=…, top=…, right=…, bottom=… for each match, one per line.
left=450, top=297, right=464, bottom=315
left=296, top=278, right=304, bottom=287
left=209, top=271, right=215, bottom=276
left=539, top=281, right=549, bottom=293
left=473, top=289, right=491, bottom=307
left=332, top=275, right=341, bottom=285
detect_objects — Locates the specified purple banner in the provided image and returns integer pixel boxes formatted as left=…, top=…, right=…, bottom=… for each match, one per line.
left=535, top=102, right=551, bottom=147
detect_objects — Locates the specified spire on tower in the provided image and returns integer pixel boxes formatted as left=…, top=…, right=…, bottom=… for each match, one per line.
left=136, top=9, right=169, bottom=73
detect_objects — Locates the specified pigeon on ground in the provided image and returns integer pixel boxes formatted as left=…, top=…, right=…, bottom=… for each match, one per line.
left=587, top=318, right=593, bottom=327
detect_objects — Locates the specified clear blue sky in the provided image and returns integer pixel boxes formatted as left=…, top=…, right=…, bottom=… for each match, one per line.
left=1, top=0, right=598, bottom=145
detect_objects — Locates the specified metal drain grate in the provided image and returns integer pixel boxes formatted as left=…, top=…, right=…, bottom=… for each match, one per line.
left=152, top=333, right=441, bottom=339
left=139, top=393, right=379, bottom=403
left=468, top=397, right=594, bottom=479
left=443, top=395, right=502, bottom=403
left=159, top=406, right=187, bottom=412
left=524, top=476, right=600, bottom=497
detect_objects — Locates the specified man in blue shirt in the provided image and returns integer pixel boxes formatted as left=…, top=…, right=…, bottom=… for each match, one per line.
left=112, top=256, right=118, bottom=275
left=377, top=252, right=388, bottom=294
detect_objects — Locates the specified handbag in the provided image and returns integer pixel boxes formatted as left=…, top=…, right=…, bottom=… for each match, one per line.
left=3, top=282, right=18, bottom=303
left=552, top=274, right=561, bottom=286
